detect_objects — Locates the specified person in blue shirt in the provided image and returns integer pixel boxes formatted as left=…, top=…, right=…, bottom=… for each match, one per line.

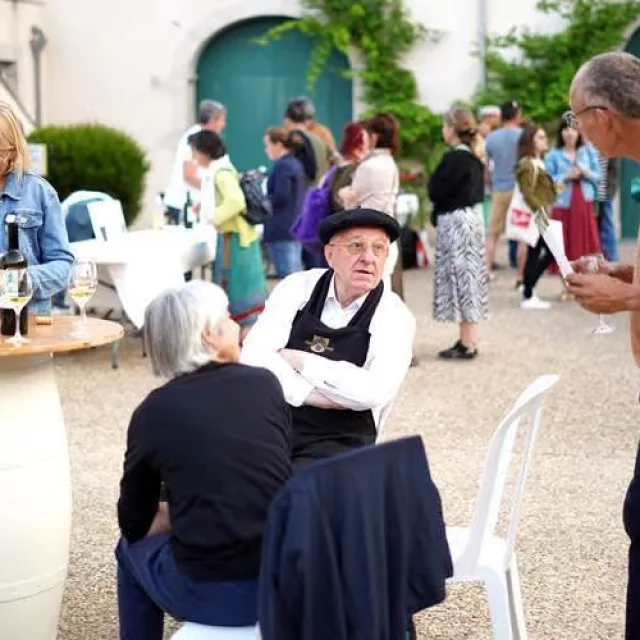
left=263, top=127, right=306, bottom=278
left=0, top=102, right=73, bottom=315
left=485, top=101, right=523, bottom=277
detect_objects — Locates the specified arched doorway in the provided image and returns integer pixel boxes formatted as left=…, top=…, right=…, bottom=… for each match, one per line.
left=621, top=29, right=640, bottom=238
left=196, top=17, right=353, bottom=172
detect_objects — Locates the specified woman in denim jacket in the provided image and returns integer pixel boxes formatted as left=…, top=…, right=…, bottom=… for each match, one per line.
left=544, top=120, right=602, bottom=271
left=0, top=103, right=73, bottom=315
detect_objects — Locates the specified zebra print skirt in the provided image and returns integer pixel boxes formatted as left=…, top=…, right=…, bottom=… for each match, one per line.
left=433, top=206, right=489, bottom=323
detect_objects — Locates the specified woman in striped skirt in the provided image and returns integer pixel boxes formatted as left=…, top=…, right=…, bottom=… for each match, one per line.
left=428, top=107, right=488, bottom=360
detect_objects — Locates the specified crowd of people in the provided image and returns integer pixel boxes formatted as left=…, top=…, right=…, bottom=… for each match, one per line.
left=4, top=48, right=640, bottom=638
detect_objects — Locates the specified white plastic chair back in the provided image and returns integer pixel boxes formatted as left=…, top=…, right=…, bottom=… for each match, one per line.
left=170, top=622, right=260, bottom=640
left=457, top=374, right=559, bottom=574
left=87, top=200, right=126, bottom=241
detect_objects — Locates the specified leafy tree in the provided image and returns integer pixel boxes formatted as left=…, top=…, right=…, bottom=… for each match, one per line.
left=477, top=0, right=640, bottom=126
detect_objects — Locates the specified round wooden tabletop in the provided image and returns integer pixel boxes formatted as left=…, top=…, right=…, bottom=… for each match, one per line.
left=0, top=315, right=124, bottom=358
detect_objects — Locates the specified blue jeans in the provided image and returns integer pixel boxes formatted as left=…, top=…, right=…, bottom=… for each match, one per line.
left=115, top=534, right=258, bottom=640
left=266, top=241, right=302, bottom=278
left=598, top=199, right=619, bottom=262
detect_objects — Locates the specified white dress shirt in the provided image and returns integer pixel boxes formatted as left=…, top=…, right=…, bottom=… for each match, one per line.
left=240, top=269, right=416, bottom=429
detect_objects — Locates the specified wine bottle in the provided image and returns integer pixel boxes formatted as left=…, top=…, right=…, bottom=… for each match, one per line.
left=183, top=192, right=194, bottom=229
left=0, top=215, right=28, bottom=336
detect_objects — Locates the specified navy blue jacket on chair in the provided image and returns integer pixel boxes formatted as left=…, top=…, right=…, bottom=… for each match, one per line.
left=258, top=436, right=453, bottom=640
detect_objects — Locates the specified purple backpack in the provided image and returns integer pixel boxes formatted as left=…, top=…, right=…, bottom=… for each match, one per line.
left=290, top=166, right=338, bottom=255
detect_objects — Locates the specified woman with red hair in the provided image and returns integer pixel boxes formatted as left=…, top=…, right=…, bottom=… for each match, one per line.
left=338, top=113, right=401, bottom=285
left=327, top=121, right=369, bottom=214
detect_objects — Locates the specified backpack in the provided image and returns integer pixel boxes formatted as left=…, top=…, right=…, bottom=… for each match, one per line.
left=218, top=168, right=272, bottom=226
left=290, top=165, right=338, bottom=255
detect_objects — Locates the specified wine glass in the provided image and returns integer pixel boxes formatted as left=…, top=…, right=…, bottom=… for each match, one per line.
left=0, top=268, right=33, bottom=345
left=582, top=254, right=615, bottom=335
left=67, top=259, right=97, bottom=335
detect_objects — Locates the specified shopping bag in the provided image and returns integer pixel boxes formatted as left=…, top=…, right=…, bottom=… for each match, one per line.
left=505, top=185, right=540, bottom=247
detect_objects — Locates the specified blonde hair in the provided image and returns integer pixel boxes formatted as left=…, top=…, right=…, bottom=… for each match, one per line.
left=0, top=102, right=31, bottom=174
left=445, top=107, right=485, bottom=162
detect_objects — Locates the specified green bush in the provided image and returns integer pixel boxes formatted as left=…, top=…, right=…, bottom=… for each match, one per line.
left=28, top=123, right=150, bottom=226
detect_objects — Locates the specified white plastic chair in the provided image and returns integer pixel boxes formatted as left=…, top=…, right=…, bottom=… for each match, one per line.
left=446, top=374, right=559, bottom=640
left=170, top=622, right=260, bottom=640
left=87, top=199, right=127, bottom=241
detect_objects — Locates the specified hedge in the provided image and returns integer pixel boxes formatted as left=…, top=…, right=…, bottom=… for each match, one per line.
left=28, top=123, right=150, bottom=226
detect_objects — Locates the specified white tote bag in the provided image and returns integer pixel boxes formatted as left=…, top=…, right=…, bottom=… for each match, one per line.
left=505, top=185, right=541, bottom=247
left=506, top=161, right=541, bottom=247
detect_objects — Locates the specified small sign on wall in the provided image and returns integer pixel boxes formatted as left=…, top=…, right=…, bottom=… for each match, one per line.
left=28, top=143, right=47, bottom=176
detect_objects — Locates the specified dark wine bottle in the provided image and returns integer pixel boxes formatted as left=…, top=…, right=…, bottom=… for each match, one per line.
left=0, top=215, right=28, bottom=336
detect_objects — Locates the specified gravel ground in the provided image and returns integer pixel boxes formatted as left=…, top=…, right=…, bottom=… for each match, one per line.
left=56, top=243, right=638, bottom=639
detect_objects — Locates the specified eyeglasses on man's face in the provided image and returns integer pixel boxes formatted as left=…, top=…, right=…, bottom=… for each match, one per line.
left=329, top=240, right=390, bottom=258
left=563, top=106, right=610, bottom=129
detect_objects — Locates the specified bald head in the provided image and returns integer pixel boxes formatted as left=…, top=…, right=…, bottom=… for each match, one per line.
left=571, top=52, right=640, bottom=118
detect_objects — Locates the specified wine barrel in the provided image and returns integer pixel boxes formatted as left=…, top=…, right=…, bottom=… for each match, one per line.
left=0, top=353, right=71, bottom=640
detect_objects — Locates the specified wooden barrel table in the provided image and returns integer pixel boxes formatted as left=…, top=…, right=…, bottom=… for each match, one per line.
left=0, top=316, right=123, bottom=640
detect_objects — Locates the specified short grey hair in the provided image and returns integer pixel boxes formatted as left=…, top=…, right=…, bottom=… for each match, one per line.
left=574, top=52, right=640, bottom=119
left=144, top=280, right=229, bottom=378
left=198, top=100, right=226, bottom=125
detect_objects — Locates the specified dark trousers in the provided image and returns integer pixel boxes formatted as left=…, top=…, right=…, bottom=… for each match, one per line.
left=115, top=534, right=258, bottom=640
left=624, top=441, right=640, bottom=639
left=522, top=237, right=554, bottom=299
left=508, top=239, right=518, bottom=268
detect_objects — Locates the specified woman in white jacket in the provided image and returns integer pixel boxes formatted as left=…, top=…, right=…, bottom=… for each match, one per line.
left=338, top=113, right=400, bottom=286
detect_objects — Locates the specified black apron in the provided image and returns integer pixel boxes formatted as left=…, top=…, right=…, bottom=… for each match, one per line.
left=286, top=270, right=383, bottom=471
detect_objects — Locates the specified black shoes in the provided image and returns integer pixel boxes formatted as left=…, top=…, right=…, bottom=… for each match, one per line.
left=438, top=340, right=478, bottom=360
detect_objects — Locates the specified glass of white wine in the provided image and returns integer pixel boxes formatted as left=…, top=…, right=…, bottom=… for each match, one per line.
left=582, top=254, right=615, bottom=336
left=0, top=268, right=33, bottom=345
left=68, top=259, right=97, bottom=335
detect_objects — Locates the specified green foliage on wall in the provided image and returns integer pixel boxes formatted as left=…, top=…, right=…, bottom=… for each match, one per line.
left=476, top=0, right=640, bottom=126
left=259, top=0, right=446, bottom=172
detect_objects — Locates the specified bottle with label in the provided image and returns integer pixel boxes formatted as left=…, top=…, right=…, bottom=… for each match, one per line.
left=0, top=215, right=28, bottom=337
left=183, top=192, right=194, bottom=229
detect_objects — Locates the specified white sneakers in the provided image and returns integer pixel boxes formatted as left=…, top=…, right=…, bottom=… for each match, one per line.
left=520, top=295, right=551, bottom=310
left=518, top=284, right=551, bottom=309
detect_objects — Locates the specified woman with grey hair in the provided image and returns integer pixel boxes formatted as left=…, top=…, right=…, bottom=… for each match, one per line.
left=115, top=280, right=291, bottom=639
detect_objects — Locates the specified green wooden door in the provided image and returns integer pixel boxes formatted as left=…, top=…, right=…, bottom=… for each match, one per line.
left=622, top=29, right=640, bottom=238
left=196, top=17, right=353, bottom=173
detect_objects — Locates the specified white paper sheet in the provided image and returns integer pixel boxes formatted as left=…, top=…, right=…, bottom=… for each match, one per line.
left=535, top=212, right=574, bottom=279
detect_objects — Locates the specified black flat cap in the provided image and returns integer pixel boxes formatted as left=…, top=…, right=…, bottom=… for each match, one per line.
left=318, top=208, right=401, bottom=245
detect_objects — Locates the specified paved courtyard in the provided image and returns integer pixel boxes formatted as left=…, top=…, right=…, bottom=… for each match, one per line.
left=56, top=243, right=638, bottom=639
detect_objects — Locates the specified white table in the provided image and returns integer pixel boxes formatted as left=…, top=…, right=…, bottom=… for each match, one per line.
left=70, top=226, right=216, bottom=329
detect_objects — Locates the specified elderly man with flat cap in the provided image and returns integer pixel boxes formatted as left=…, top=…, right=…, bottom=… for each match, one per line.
left=567, top=51, right=640, bottom=640
left=242, top=207, right=416, bottom=471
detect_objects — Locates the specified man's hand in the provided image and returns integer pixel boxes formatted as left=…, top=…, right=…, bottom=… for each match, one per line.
left=278, top=348, right=307, bottom=373
left=565, top=273, right=636, bottom=314
left=146, top=501, right=170, bottom=537
left=570, top=258, right=635, bottom=283
left=570, top=256, right=612, bottom=275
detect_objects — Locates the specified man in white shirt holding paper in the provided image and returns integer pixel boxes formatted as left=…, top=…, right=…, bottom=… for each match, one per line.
left=566, top=51, right=640, bottom=640
left=241, top=208, right=416, bottom=471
